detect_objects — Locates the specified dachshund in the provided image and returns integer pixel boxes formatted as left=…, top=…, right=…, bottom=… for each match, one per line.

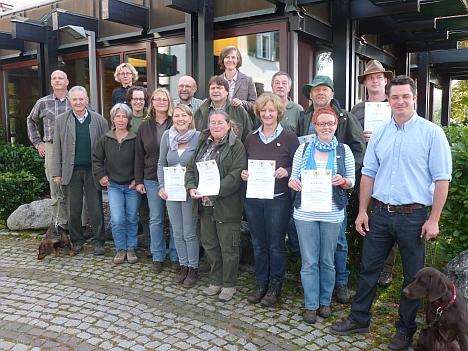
left=37, top=224, right=75, bottom=260
left=403, top=267, right=468, bottom=351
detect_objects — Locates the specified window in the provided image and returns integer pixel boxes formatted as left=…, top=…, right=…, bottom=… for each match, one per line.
left=256, top=32, right=277, bottom=61
left=157, top=44, right=186, bottom=99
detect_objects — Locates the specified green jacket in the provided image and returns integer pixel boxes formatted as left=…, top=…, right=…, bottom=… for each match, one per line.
left=299, top=99, right=366, bottom=170
left=185, top=129, right=247, bottom=223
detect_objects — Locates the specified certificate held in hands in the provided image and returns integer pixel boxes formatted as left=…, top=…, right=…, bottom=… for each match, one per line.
left=196, top=160, right=220, bottom=196
left=301, top=169, right=332, bottom=212
left=246, top=159, right=276, bottom=199
left=163, top=166, right=187, bottom=201
left=364, top=101, right=391, bottom=133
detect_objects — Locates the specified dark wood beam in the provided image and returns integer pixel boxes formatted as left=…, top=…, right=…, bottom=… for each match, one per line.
left=435, top=14, right=468, bottom=31
left=380, top=31, right=447, bottom=45
left=11, top=16, right=46, bottom=43
left=164, top=0, right=200, bottom=14
left=52, top=9, right=99, bottom=35
left=407, top=40, right=458, bottom=52
left=416, top=51, right=429, bottom=118
left=0, top=31, right=24, bottom=50
left=359, top=18, right=433, bottom=35
left=350, top=0, right=420, bottom=20
left=288, top=12, right=332, bottom=42
left=102, top=0, right=149, bottom=29
left=354, top=38, right=396, bottom=67
left=197, top=0, right=214, bottom=97
left=440, top=76, right=450, bottom=126
left=429, top=48, right=468, bottom=64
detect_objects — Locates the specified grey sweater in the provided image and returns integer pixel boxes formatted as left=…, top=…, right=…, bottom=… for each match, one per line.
left=157, top=130, right=200, bottom=189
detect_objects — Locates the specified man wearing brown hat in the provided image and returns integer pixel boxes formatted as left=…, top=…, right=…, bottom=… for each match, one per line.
left=351, top=60, right=397, bottom=289
left=298, top=75, right=365, bottom=304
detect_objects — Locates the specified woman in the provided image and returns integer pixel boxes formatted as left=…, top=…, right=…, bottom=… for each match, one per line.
left=93, top=103, right=140, bottom=264
left=218, top=46, right=257, bottom=115
left=185, top=111, right=246, bottom=302
left=112, top=63, right=139, bottom=105
left=158, top=104, right=200, bottom=288
left=288, top=107, right=355, bottom=324
left=241, top=93, right=299, bottom=307
left=135, top=88, right=178, bottom=273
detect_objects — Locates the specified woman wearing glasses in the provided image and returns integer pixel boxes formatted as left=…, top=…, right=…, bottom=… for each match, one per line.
left=288, top=107, right=355, bottom=324
left=135, top=88, right=178, bottom=274
left=112, top=63, right=139, bottom=105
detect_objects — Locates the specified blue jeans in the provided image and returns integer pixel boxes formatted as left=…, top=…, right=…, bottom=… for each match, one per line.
left=350, top=207, right=426, bottom=336
left=244, top=195, right=290, bottom=285
left=144, top=180, right=178, bottom=262
left=166, top=199, right=199, bottom=268
left=107, top=182, right=140, bottom=251
left=287, top=214, right=301, bottom=257
left=295, top=219, right=341, bottom=310
left=334, top=210, right=349, bottom=285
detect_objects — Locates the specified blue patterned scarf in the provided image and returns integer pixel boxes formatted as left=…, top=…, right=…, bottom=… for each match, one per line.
left=300, top=136, right=338, bottom=175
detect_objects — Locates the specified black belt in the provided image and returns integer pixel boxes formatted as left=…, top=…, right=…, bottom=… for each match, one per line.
left=373, top=199, right=425, bottom=214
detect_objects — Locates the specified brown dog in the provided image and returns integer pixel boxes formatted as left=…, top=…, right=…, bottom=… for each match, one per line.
left=403, top=267, right=468, bottom=351
left=37, top=224, right=75, bottom=260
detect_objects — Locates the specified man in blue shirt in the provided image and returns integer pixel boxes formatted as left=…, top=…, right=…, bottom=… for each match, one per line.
left=330, top=76, right=452, bottom=351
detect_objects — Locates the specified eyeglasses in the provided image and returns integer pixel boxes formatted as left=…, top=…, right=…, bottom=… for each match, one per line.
left=315, top=121, right=336, bottom=128
left=152, top=98, right=169, bottom=102
left=119, top=72, right=132, bottom=76
left=209, top=121, right=227, bottom=126
left=132, top=98, right=145, bottom=102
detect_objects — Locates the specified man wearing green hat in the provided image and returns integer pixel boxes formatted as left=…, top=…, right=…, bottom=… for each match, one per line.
left=298, top=75, right=365, bottom=304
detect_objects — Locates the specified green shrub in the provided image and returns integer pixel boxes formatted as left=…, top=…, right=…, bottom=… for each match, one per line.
left=0, top=170, right=45, bottom=220
left=439, top=125, right=468, bottom=261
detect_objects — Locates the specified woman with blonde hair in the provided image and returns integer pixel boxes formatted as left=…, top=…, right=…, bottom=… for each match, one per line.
left=135, top=88, right=178, bottom=273
left=112, top=62, right=139, bottom=105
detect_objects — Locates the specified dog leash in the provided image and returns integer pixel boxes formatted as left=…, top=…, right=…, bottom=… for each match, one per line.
left=54, top=184, right=65, bottom=228
left=424, top=239, right=438, bottom=267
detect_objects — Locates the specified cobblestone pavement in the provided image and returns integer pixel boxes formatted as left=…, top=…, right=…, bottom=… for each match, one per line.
left=0, top=234, right=414, bottom=351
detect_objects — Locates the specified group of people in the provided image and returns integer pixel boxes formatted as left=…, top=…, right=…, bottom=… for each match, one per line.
left=27, top=45, right=452, bottom=351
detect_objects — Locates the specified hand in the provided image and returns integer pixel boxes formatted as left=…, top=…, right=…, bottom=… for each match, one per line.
left=332, top=174, right=347, bottom=188
left=274, top=167, right=288, bottom=179
left=363, top=130, right=372, bottom=143
left=241, top=170, right=249, bottom=181
left=129, top=180, right=136, bottom=189
left=231, top=98, right=242, bottom=107
left=36, top=143, right=46, bottom=157
left=52, top=176, right=62, bottom=184
left=136, top=184, right=146, bottom=194
left=288, top=178, right=302, bottom=192
left=99, top=176, right=109, bottom=187
left=158, top=188, right=168, bottom=200
left=189, top=188, right=203, bottom=199
left=355, top=211, right=369, bottom=237
left=420, top=219, right=439, bottom=241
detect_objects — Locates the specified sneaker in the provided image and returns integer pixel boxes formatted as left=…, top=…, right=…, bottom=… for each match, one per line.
left=126, top=249, right=138, bottom=264
left=260, top=280, right=282, bottom=307
left=93, top=243, right=105, bottom=256
left=303, top=309, right=317, bottom=324
left=171, top=261, right=180, bottom=273
left=152, top=261, right=163, bottom=273
left=203, top=285, right=222, bottom=296
left=174, top=266, right=188, bottom=284
left=183, top=267, right=199, bottom=288
left=378, top=271, right=393, bottom=288
left=247, top=285, right=268, bottom=304
left=388, top=331, right=412, bottom=350
left=319, top=305, right=331, bottom=318
left=113, top=250, right=126, bottom=264
left=334, top=284, right=350, bottom=304
left=330, top=318, right=370, bottom=335
left=218, top=287, right=236, bottom=302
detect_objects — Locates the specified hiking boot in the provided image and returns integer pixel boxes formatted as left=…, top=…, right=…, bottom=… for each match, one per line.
left=260, top=280, right=282, bottom=307
left=113, top=250, right=126, bottom=264
left=303, top=309, right=317, bottom=324
left=171, top=261, right=180, bottom=273
left=247, top=285, right=268, bottom=304
left=388, top=331, right=412, bottom=350
left=319, top=305, right=331, bottom=318
left=174, top=265, right=188, bottom=284
left=203, top=285, right=222, bottom=296
left=93, top=243, right=105, bottom=256
left=330, top=318, right=370, bottom=335
left=218, top=287, right=236, bottom=302
left=378, top=271, right=393, bottom=288
left=126, top=249, right=138, bottom=264
left=152, top=261, right=163, bottom=273
left=334, top=284, right=350, bottom=304
left=183, top=267, right=199, bottom=288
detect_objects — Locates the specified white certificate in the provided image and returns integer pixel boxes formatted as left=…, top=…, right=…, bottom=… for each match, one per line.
left=163, top=166, right=187, bottom=201
left=301, top=169, right=332, bottom=212
left=196, top=160, right=220, bottom=196
left=246, top=159, right=276, bottom=199
left=364, top=102, right=391, bottom=132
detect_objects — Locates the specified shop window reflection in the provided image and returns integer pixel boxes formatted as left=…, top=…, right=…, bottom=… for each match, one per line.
left=157, top=44, right=186, bottom=99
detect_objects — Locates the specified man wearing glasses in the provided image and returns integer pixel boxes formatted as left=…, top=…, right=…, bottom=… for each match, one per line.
left=174, top=75, right=203, bottom=113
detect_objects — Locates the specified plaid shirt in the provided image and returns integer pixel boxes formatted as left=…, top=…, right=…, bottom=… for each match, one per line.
left=26, top=93, right=71, bottom=146
left=174, top=97, right=203, bottom=113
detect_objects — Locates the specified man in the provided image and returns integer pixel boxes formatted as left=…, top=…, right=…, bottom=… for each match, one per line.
left=194, top=76, right=252, bottom=142
left=331, top=76, right=452, bottom=351
left=351, top=60, right=397, bottom=288
left=27, top=70, right=70, bottom=227
left=52, top=86, right=109, bottom=255
left=299, top=75, right=366, bottom=304
left=127, top=86, right=148, bottom=133
left=174, top=75, right=203, bottom=112
left=271, top=71, right=304, bottom=134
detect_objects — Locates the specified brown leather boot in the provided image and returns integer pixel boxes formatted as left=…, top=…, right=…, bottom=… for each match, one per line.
left=260, top=279, right=282, bottom=307
left=247, top=285, right=268, bottom=304
left=183, top=267, right=199, bottom=288
left=174, top=266, right=188, bottom=284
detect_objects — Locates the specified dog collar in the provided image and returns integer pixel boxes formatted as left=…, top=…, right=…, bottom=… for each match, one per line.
left=432, top=284, right=457, bottom=314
